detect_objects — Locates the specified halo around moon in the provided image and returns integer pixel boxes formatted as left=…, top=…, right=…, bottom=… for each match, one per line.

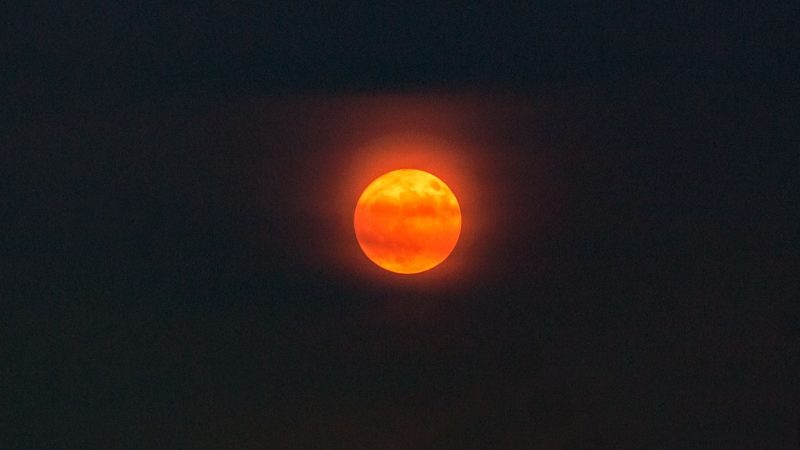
left=354, top=169, right=462, bottom=274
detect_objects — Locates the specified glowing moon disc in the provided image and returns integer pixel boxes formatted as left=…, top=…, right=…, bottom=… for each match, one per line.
left=354, top=169, right=461, bottom=274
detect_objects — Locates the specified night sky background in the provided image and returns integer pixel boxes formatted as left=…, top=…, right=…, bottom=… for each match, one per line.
left=4, top=3, right=799, bottom=449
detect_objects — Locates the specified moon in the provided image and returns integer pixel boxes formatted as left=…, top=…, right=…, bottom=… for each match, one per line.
left=354, top=169, right=462, bottom=274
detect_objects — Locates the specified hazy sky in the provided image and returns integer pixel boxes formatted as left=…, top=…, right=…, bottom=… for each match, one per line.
left=5, top=3, right=797, bottom=448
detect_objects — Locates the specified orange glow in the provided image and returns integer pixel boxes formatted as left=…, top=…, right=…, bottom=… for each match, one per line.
left=354, top=169, right=462, bottom=274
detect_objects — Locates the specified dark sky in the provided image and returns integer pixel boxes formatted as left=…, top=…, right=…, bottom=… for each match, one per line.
left=4, top=3, right=798, bottom=449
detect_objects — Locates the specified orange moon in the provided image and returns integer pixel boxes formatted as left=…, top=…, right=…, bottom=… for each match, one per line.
left=354, top=169, right=462, bottom=274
